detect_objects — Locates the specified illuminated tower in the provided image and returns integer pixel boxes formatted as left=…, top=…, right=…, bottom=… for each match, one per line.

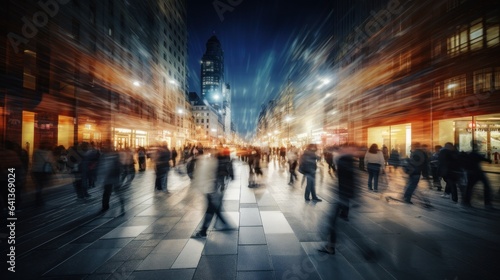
left=201, top=35, right=225, bottom=108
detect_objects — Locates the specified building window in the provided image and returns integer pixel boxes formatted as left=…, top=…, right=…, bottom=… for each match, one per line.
left=474, top=69, right=492, bottom=94
left=444, top=74, right=467, bottom=97
left=469, top=19, right=483, bottom=51
left=474, top=68, right=500, bottom=94
left=23, top=50, right=36, bottom=90
left=486, top=16, right=500, bottom=47
left=446, top=17, right=500, bottom=56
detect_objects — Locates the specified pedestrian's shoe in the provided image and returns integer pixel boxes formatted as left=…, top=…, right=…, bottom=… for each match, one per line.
left=318, top=245, right=335, bottom=255
left=312, top=198, right=322, bottom=202
left=305, top=198, right=311, bottom=202
left=441, top=193, right=450, bottom=198
left=404, top=199, right=413, bottom=204
left=193, top=231, right=207, bottom=238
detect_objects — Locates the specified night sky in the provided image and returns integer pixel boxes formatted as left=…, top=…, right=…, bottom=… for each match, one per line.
left=187, top=0, right=336, bottom=140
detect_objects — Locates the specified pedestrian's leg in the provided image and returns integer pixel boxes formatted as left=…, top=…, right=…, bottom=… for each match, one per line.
left=163, top=169, right=169, bottom=191
left=367, top=168, right=374, bottom=190
left=449, top=180, right=458, bottom=203
left=373, top=167, right=380, bottom=191
left=463, top=174, right=475, bottom=206
left=404, top=175, right=419, bottom=202
left=310, top=175, right=320, bottom=200
left=480, top=173, right=493, bottom=206
left=443, top=178, right=451, bottom=195
left=202, top=194, right=216, bottom=232
left=102, top=184, right=113, bottom=211
left=304, top=175, right=312, bottom=200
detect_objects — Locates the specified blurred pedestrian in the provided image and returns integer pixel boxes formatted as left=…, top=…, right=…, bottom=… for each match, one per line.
left=287, top=146, right=299, bottom=185
left=67, top=143, right=85, bottom=200
left=248, top=147, right=262, bottom=187
left=463, top=141, right=493, bottom=209
left=154, top=143, right=171, bottom=192
left=171, top=147, right=178, bottom=167
left=421, top=144, right=432, bottom=180
left=323, top=146, right=336, bottom=174
left=382, top=144, right=389, bottom=166
left=430, top=145, right=443, bottom=191
left=31, top=142, right=56, bottom=205
left=193, top=147, right=235, bottom=238
left=299, top=144, right=322, bottom=202
left=438, top=142, right=461, bottom=202
left=119, top=147, right=135, bottom=188
left=364, top=143, right=385, bottom=192
left=97, top=141, right=123, bottom=212
left=388, top=148, right=400, bottom=172
left=318, top=145, right=359, bottom=255
left=186, top=144, right=203, bottom=180
left=137, top=146, right=146, bottom=171
left=403, top=142, right=427, bottom=204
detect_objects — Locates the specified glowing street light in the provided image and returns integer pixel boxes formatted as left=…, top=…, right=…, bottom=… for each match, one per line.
left=133, top=81, right=141, bottom=87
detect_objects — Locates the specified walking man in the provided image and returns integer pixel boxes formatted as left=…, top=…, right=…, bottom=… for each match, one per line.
left=155, top=143, right=171, bottom=192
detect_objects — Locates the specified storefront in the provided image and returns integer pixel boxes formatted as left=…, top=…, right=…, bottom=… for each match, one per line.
left=367, top=123, right=411, bottom=158
left=433, top=114, right=500, bottom=156
left=113, top=128, right=150, bottom=150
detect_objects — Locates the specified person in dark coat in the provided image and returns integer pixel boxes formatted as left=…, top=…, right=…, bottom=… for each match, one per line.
left=403, top=142, right=427, bottom=204
left=430, top=145, right=443, bottom=191
left=137, top=146, right=146, bottom=171
left=97, top=141, right=123, bottom=212
left=387, top=148, right=400, bottom=172
left=171, top=147, right=178, bottom=167
left=463, top=141, right=493, bottom=209
left=438, top=142, right=462, bottom=202
left=299, top=144, right=322, bottom=202
left=154, top=143, right=171, bottom=192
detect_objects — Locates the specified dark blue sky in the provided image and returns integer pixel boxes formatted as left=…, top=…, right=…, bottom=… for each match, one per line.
left=187, top=0, right=336, bottom=140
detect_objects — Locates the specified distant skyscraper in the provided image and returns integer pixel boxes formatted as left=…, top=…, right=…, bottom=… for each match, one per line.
left=201, top=35, right=225, bottom=107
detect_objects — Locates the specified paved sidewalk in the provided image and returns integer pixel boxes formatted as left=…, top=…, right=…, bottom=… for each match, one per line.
left=2, top=159, right=500, bottom=280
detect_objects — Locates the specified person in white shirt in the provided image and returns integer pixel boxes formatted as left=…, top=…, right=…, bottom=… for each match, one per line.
left=364, top=144, right=385, bottom=192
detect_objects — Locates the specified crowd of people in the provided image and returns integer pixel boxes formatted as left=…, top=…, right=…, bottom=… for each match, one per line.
left=1, top=138, right=498, bottom=260
left=0, top=140, right=208, bottom=212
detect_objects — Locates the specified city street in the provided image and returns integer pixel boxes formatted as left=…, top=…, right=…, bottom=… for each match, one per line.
left=2, top=158, right=500, bottom=280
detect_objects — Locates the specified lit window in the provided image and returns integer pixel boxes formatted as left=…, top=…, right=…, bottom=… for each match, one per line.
left=470, top=19, right=483, bottom=51
left=447, top=18, right=485, bottom=56
left=23, top=50, right=36, bottom=90
left=486, top=17, right=500, bottom=47
left=473, top=69, right=492, bottom=94
left=444, top=75, right=466, bottom=97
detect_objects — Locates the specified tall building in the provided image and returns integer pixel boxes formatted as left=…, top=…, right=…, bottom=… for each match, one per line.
left=200, top=34, right=232, bottom=142
left=201, top=35, right=225, bottom=107
left=1, top=0, right=190, bottom=156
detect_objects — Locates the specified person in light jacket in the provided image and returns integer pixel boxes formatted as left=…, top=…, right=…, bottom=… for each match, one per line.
left=364, top=144, right=385, bottom=192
